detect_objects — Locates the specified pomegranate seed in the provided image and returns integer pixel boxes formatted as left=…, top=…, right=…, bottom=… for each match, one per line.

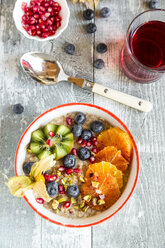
left=42, top=28, right=49, bottom=32
left=48, top=7, right=53, bottom=12
left=30, top=1, right=36, bottom=6
left=46, top=139, right=52, bottom=146
left=48, top=131, right=55, bottom=137
left=40, top=24, right=45, bottom=29
left=49, top=175, right=57, bottom=181
left=44, top=2, right=49, bottom=7
left=66, top=117, right=72, bottom=125
left=22, top=2, right=27, bottom=11
left=86, top=141, right=92, bottom=147
left=89, top=156, right=96, bottom=163
left=63, top=201, right=71, bottom=209
left=52, top=2, right=59, bottom=7
left=42, top=32, right=48, bottom=38
left=41, top=15, right=47, bottom=21
left=46, top=19, right=53, bottom=25
left=33, top=6, right=38, bottom=12
left=54, top=11, right=59, bottom=16
left=49, top=31, right=55, bottom=36
left=81, top=140, right=87, bottom=147
left=59, top=184, right=65, bottom=192
left=92, top=148, right=97, bottom=154
left=36, top=198, right=44, bottom=204
left=27, top=11, right=33, bottom=16
left=58, top=166, right=66, bottom=172
left=34, top=13, right=39, bottom=19
left=71, top=148, right=77, bottom=156
left=37, top=30, right=41, bottom=35
left=30, top=20, right=36, bottom=24
left=56, top=22, right=61, bottom=28
left=54, top=16, right=61, bottom=22
left=77, top=137, right=83, bottom=144
left=73, top=168, right=81, bottom=173
left=40, top=6, right=45, bottom=12
left=66, top=169, right=74, bottom=175
left=91, top=137, right=97, bottom=142
left=60, top=191, right=65, bottom=194
left=45, top=12, right=51, bottom=18
left=93, top=141, right=98, bottom=146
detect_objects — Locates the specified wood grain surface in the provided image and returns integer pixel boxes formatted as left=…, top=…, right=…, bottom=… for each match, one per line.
left=0, top=0, right=165, bottom=247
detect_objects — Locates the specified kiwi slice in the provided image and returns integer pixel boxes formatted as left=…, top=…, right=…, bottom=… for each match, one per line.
left=29, top=123, right=74, bottom=160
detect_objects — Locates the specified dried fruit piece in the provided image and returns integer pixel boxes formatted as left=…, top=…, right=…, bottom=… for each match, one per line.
left=97, top=127, right=133, bottom=162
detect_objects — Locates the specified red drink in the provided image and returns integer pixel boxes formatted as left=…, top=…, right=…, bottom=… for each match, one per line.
left=130, top=21, right=165, bottom=70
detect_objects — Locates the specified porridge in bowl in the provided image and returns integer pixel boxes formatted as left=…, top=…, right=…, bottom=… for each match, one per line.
left=7, top=112, right=133, bottom=218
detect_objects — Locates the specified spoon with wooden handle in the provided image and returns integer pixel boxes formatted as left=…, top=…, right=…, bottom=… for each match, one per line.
left=20, top=52, right=152, bottom=112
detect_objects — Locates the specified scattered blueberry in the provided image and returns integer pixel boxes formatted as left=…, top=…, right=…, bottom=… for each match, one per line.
left=23, top=162, right=34, bottom=175
left=81, top=129, right=93, bottom=140
left=64, top=43, right=75, bottom=55
left=63, top=154, right=76, bottom=168
left=83, top=9, right=95, bottom=20
left=74, top=112, right=86, bottom=124
left=13, top=103, right=24, bottom=114
left=90, top=121, right=104, bottom=133
left=67, top=185, right=80, bottom=198
left=100, top=7, right=111, bottom=18
left=78, top=147, right=91, bottom=160
left=149, top=0, right=159, bottom=9
left=86, top=23, right=97, bottom=33
left=94, top=59, right=105, bottom=69
left=72, top=124, right=83, bottom=137
left=96, top=43, right=107, bottom=54
left=46, top=181, right=59, bottom=197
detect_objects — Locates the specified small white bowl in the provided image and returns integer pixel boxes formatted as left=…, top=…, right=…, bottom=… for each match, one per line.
left=13, top=0, right=70, bottom=41
left=15, top=103, right=139, bottom=228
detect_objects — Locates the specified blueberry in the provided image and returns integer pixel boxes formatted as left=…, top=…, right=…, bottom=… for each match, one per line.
left=94, top=59, right=105, bottom=69
left=149, top=0, right=159, bottom=9
left=72, top=124, right=82, bottom=137
left=81, top=129, right=93, bottom=140
left=74, top=112, right=86, bottom=124
left=67, top=185, right=80, bottom=198
left=23, top=162, right=34, bottom=175
left=86, top=23, right=97, bottom=33
left=46, top=181, right=59, bottom=197
left=96, top=43, right=107, bottom=54
left=100, top=7, right=111, bottom=18
left=13, top=103, right=24, bottom=114
left=78, top=147, right=91, bottom=160
left=90, top=121, right=104, bottom=133
left=83, top=9, right=95, bottom=20
left=63, top=154, right=76, bottom=168
left=64, top=43, right=75, bottom=55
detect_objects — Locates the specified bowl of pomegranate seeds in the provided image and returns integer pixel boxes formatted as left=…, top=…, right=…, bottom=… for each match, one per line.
left=13, top=0, right=70, bottom=41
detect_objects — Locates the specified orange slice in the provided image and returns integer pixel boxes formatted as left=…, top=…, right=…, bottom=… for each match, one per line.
left=81, top=162, right=123, bottom=210
left=95, top=146, right=129, bottom=172
left=97, top=127, right=133, bottom=162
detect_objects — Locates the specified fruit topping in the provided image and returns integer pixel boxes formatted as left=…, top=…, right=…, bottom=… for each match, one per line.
left=13, top=103, right=24, bottom=114
left=46, top=181, right=59, bottom=197
left=90, top=121, right=104, bottom=133
left=67, top=185, right=80, bottom=198
left=36, top=197, right=44, bottom=204
left=23, top=162, right=34, bottom=175
left=21, top=0, right=62, bottom=38
left=64, top=44, right=75, bottom=55
left=74, top=112, right=86, bottom=124
left=78, top=147, right=91, bottom=160
left=97, top=127, right=133, bottom=162
left=58, top=166, right=66, bottom=172
left=72, top=124, right=83, bottom=137
left=29, top=123, right=73, bottom=160
left=77, top=137, right=83, bottom=144
left=86, top=23, right=97, bottom=33
left=66, top=168, right=74, bottom=175
left=63, top=201, right=71, bottom=208
left=91, top=147, right=97, bottom=154
left=71, top=148, right=77, bottom=156
left=149, top=0, right=159, bottom=9
left=96, top=43, right=107, bottom=54
left=66, top=117, right=73, bottom=125
left=83, top=9, right=95, bottom=20
left=100, top=7, right=111, bottom=18
left=94, top=59, right=105, bottom=69
left=63, top=154, right=76, bottom=168
left=81, top=129, right=93, bottom=140
left=73, top=168, right=81, bottom=173
left=44, top=174, right=58, bottom=182
left=48, top=131, right=55, bottom=137
left=59, top=184, right=65, bottom=193
left=81, top=140, right=87, bottom=147
left=89, top=155, right=96, bottom=163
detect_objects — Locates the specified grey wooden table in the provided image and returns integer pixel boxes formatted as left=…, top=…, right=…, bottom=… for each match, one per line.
left=1, top=0, right=165, bottom=247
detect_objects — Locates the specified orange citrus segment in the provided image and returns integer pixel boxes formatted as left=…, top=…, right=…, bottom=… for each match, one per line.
left=95, top=146, right=129, bottom=172
left=81, top=162, right=123, bottom=210
left=97, top=127, right=133, bottom=162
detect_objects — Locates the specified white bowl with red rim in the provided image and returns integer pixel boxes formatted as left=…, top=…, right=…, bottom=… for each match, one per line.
left=13, top=0, right=70, bottom=41
left=15, top=103, right=139, bottom=228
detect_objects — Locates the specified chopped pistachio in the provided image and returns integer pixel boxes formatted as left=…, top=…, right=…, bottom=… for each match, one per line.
left=64, top=185, right=68, bottom=191
left=71, top=197, right=77, bottom=204
left=92, top=181, right=100, bottom=188
left=96, top=189, right=102, bottom=194
left=74, top=205, right=79, bottom=210
left=27, top=149, right=33, bottom=153
left=98, top=199, right=105, bottom=205
left=71, top=173, right=74, bottom=176
left=83, top=194, right=92, bottom=202
left=92, top=198, right=98, bottom=206
left=68, top=179, right=73, bottom=184
left=82, top=206, right=89, bottom=212
left=52, top=200, right=59, bottom=209
left=79, top=175, right=85, bottom=183
left=57, top=197, right=66, bottom=203
left=67, top=175, right=71, bottom=179
left=57, top=171, right=61, bottom=177
left=80, top=202, right=85, bottom=208
left=61, top=178, right=67, bottom=185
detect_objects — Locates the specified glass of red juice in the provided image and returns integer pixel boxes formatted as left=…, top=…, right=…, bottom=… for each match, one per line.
left=121, top=9, right=165, bottom=83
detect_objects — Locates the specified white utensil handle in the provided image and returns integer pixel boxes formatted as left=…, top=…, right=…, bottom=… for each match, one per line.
left=92, top=83, right=152, bottom=112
